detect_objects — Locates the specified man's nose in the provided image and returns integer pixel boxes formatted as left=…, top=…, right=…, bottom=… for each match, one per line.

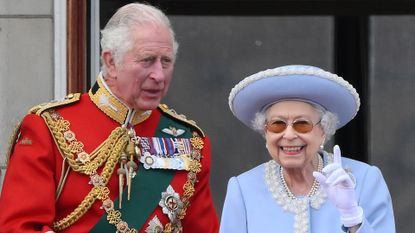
left=149, top=61, right=165, bottom=82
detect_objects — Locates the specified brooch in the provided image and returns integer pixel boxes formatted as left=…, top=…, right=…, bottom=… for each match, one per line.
left=159, top=185, right=183, bottom=221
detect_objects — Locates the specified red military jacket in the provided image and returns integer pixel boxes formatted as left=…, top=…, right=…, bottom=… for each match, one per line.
left=0, top=77, right=219, bottom=233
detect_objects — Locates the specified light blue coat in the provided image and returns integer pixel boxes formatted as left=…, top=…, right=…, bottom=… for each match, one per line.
left=220, top=155, right=395, bottom=233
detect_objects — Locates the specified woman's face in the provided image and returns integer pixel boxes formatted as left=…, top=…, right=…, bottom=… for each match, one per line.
left=264, top=101, right=325, bottom=170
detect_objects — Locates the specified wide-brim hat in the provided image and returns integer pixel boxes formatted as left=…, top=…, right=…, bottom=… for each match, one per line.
left=228, top=65, right=360, bottom=130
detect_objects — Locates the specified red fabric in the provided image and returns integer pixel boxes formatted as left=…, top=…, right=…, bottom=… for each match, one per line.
left=0, top=94, right=219, bottom=233
left=0, top=114, right=57, bottom=233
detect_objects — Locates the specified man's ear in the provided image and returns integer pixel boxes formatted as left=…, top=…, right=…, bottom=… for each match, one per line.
left=102, top=50, right=117, bottom=77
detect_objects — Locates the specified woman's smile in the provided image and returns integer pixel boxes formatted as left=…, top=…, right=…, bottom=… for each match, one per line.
left=280, top=146, right=305, bottom=155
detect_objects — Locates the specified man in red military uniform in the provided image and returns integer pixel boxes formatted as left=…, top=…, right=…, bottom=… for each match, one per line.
left=0, top=3, right=219, bottom=233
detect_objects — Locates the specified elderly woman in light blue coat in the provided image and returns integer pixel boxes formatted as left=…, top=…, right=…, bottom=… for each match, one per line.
left=220, top=65, right=395, bottom=233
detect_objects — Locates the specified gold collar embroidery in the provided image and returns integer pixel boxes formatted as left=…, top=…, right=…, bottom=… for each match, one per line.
left=89, top=75, right=151, bottom=125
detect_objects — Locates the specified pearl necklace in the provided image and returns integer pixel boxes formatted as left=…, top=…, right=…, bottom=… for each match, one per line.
left=279, top=155, right=323, bottom=199
left=264, top=154, right=327, bottom=233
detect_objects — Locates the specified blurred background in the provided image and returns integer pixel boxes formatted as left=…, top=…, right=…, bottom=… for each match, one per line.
left=1, top=0, right=414, bottom=232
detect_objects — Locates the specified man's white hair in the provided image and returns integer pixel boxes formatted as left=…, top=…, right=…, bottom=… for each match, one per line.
left=100, top=3, right=179, bottom=76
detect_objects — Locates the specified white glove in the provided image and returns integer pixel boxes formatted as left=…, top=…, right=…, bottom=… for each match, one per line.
left=313, top=145, right=363, bottom=227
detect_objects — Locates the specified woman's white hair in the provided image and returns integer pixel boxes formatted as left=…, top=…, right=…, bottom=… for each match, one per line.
left=252, top=101, right=339, bottom=143
left=100, top=3, right=179, bottom=76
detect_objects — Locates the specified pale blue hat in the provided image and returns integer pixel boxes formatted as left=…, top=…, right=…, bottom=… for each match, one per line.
left=228, top=65, right=360, bottom=130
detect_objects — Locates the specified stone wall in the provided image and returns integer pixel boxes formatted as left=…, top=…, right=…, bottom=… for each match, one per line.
left=0, top=0, right=53, bottom=191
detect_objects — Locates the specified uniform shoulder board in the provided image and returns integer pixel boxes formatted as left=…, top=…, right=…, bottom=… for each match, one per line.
left=29, top=93, right=81, bottom=115
left=158, top=104, right=205, bottom=137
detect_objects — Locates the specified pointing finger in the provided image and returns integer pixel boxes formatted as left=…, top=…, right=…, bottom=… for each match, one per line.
left=333, top=145, right=342, bottom=166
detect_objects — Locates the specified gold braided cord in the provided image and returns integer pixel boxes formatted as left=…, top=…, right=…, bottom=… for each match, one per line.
left=97, top=133, right=204, bottom=233
left=188, top=160, right=202, bottom=173
left=52, top=186, right=100, bottom=230
left=164, top=224, right=173, bottom=233
left=51, top=127, right=130, bottom=231
left=44, top=108, right=205, bottom=232
left=163, top=132, right=203, bottom=233
left=43, top=111, right=128, bottom=175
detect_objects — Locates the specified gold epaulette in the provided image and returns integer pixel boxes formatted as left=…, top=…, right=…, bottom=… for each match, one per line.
left=158, top=104, right=205, bottom=137
left=29, top=93, right=81, bottom=115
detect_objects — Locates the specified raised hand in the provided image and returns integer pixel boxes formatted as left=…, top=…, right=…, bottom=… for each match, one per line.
left=313, top=145, right=363, bottom=227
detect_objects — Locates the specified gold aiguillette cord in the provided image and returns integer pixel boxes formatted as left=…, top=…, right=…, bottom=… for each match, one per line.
left=118, top=127, right=142, bottom=208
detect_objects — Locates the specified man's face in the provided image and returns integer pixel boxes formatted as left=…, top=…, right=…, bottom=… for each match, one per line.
left=105, top=24, right=174, bottom=111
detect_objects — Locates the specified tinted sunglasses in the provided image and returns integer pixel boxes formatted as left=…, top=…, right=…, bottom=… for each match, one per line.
left=265, top=119, right=321, bottom=134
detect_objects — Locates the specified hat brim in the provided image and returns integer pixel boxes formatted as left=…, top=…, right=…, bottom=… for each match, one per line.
left=230, top=73, right=359, bottom=130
